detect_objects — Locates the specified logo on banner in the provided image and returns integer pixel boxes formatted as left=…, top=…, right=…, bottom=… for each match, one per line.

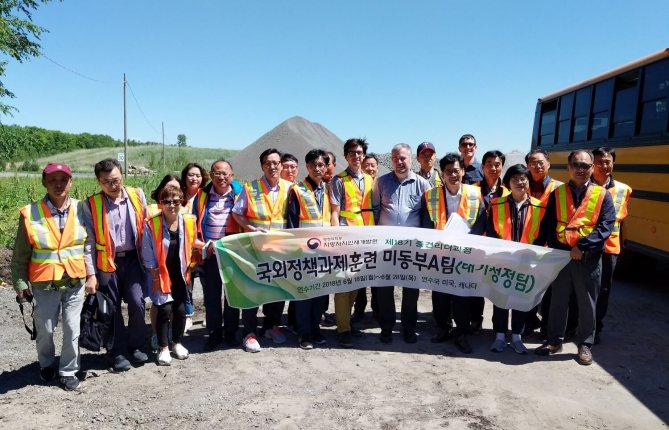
left=307, top=238, right=321, bottom=249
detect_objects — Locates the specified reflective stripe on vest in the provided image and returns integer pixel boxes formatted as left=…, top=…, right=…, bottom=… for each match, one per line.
left=20, top=199, right=87, bottom=283
left=337, top=171, right=375, bottom=226
left=532, top=178, right=562, bottom=204
left=424, top=184, right=481, bottom=230
left=555, top=184, right=605, bottom=247
left=293, top=180, right=331, bottom=227
left=194, top=188, right=240, bottom=241
left=604, top=181, right=632, bottom=254
left=147, top=214, right=197, bottom=294
left=244, top=178, right=290, bottom=230
left=490, top=196, right=545, bottom=244
left=88, top=187, right=145, bottom=273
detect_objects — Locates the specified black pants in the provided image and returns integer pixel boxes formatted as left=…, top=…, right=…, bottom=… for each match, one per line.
left=376, top=287, right=420, bottom=335
left=596, top=253, right=617, bottom=334
left=540, top=286, right=578, bottom=338
left=201, top=258, right=240, bottom=341
left=470, top=296, right=485, bottom=325
left=156, top=300, right=186, bottom=348
left=492, top=306, right=526, bottom=335
left=432, top=291, right=470, bottom=336
left=242, top=301, right=285, bottom=336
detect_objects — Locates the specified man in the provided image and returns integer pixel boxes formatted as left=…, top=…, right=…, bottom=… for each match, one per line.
left=420, top=153, right=487, bottom=354
left=352, top=151, right=381, bottom=322
left=470, top=150, right=509, bottom=334
left=415, top=142, right=442, bottom=188
left=373, top=144, right=431, bottom=343
left=323, top=151, right=337, bottom=184
left=362, top=153, right=380, bottom=180
left=280, top=153, right=299, bottom=183
left=287, top=149, right=331, bottom=349
left=84, top=158, right=148, bottom=372
left=458, top=134, right=483, bottom=185
left=525, top=148, right=563, bottom=337
left=193, top=159, right=241, bottom=351
left=232, top=148, right=291, bottom=352
left=526, top=149, right=562, bottom=204
left=535, top=150, right=615, bottom=366
left=591, top=147, right=632, bottom=344
left=11, top=163, right=90, bottom=390
left=330, top=138, right=376, bottom=348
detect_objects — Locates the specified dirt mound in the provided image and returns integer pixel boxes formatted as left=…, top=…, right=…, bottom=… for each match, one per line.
left=0, top=246, right=13, bottom=286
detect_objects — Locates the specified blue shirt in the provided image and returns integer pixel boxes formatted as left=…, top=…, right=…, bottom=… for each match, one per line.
left=373, top=171, right=430, bottom=227
left=463, top=159, right=483, bottom=185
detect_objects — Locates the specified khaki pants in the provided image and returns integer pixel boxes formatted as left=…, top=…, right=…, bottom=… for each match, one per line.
left=334, top=290, right=358, bottom=334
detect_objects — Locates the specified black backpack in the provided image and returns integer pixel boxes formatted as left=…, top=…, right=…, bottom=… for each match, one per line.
left=79, top=291, right=114, bottom=352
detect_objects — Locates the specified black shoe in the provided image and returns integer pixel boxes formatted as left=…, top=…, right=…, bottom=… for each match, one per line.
left=403, top=332, right=418, bottom=344
left=338, top=331, right=354, bottom=348
left=320, top=313, right=336, bottom=327
left=534, top=342, right=563, bottom=356
left=225, top=334, right=240, bottom=347
left=379, top=331, right=393, bottom=344
left=470, top=320, right=483, bottom=336
left=39, top=367, right=57, bottom=382
left=594, top=332, right=601, bottom=345
left=431, top=327, right=454, bottom=343
left=112, top=355, right=131, bottom=372
left=204, top=334, right=223, bottom=352
left=312, top=332, right=327, bottom=345
left=351, top=327, right=364, bottom=337
left=59, top=375, right=81, bottom=391
left=130, top=349, right=148, bottom=364
left=454, top=334, right=473, bottom=354
left=351, top=311, right=364, bottom=324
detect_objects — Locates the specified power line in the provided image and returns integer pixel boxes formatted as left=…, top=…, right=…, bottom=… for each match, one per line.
left=126, top=80, right=162, bottom=138
left=40, top=53, right=118, bottom=84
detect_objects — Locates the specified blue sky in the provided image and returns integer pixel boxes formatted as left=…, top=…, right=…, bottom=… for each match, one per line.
left=3, top=0, right=669, bottom=156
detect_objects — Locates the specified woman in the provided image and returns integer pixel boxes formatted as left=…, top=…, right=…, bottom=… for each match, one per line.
left=181, top=163, right=209, bottom=214
left=141, top=184, right=201, bottom=365
left=485, top=164, right=546, bottom=355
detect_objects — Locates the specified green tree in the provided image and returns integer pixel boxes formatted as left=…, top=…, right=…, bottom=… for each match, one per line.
left=0, top=0, right=53, bottom=117
left=177, top=134, right=187, bottom=147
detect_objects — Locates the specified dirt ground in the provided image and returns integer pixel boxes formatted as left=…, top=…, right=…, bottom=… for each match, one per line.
left=1, top=247, right=668, bottom=430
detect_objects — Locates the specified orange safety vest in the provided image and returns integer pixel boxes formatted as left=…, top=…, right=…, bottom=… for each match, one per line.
left=555, top=184, right=606, bottom=247
left=604, top=180, right=632, bottom=254
left=88, top=187, right=145, bottom=273
left=531, top=177, right=562, bottom=204
left=337, top=171, right=375, bottom=226
left=147, top=213, right=197, bottom=294
left=20, top=199, right=87, bottom=283
left=474, top=180, right=510, bottom=200
left=194, top=187, right=240, bottom=240
left=292, top=180, right=331, bottom=227
left=424, top=184, right=482, bottom=230
left=243, top=178, right=290, bottom=230
left=490, top=196, right=545, bottom=244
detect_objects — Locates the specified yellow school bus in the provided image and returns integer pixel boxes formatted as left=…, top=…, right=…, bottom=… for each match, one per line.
left=531, top=48, right=669, bottom=261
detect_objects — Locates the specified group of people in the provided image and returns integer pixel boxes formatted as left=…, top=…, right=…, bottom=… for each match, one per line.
left=10, top=133, right=631, bottom=391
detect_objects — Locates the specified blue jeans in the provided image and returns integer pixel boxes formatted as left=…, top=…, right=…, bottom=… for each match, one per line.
left=295, top=296, right=329, bottom=337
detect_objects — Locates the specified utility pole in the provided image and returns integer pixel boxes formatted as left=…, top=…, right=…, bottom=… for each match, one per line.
left=123, top=73, right=128, bottom=178
left=162, top=121, right=165, bottom=171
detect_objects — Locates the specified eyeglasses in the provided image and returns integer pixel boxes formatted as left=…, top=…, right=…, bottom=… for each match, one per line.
left=347, top=150, right=364, bottom=157
left=529, top=161, right=546, bottom=168
left=444, top=168, right=462, bottom=176
left=309, top=162, right=326, bottom=170
left=100, top=178, right=122, bottom=187
left=262, top=161, right=281, bottom=168
left=595, top=161, right=612, bottom=167
left=570, top=162, right=593, bottom=171
left=459, top=142, right=476, bottom=148
left=161, top=199, right=182, bottom=207
left=211, top=171, right=232, bottom=178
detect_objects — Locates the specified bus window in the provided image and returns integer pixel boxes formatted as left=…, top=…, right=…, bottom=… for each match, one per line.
left=557, top=92, right=574, bottom=144
left=591, top=79, right=614, bottom=140
left=640, top=58, right=669, bottom=135
left=612, top=70, right=639, bottom=138
left=573, top=87, right=592, bottom=142
left=539, top=100, right=557, bottom=146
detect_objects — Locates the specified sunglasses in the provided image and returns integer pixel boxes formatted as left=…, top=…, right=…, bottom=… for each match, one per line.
left=570, top=162, right=593, bottom=171
left=161, top=199, right=182, bottom=206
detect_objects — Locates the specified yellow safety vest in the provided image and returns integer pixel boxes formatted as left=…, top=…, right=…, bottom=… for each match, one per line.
left=147, top=213, right=197, bottom=294
left=604, top=180, right=632, bottom=254
left=555, top=184, right=606, bottom=247
left=243, top=178, right=290, bottom=230
left=490, top=196, right=545, bottom=244
left=424, top=184, right=482, bottom=230
left=292, top=180, right=331, bottom=227
left=337, top=171, right=375, bottom=226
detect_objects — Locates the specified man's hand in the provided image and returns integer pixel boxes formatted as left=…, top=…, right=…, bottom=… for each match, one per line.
left=570, top=246, right=584, bottom=261
left=85, top=275, right=98, bottom=294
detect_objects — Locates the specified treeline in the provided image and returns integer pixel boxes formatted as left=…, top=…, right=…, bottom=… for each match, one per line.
left=0, top=124, right=160, bottom=165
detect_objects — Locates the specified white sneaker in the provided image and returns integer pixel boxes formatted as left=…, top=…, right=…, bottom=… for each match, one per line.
left=184, top=317, right=193, bottom=333
left=511, top=339, right=528, bottom=355
left=243, top=334, right=261, bottom=353
left=157, top=349, right=172, bottom=366
left=490, top=338, right=507, bottom=352
left=172, top=343, right=189, bottom=360
left=264, top=326, right=286, bottom=344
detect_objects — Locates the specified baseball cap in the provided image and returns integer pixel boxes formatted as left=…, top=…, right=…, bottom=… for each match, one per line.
left=416, top=142, right=436, bottom=155
left=42, top=162, right=72, bottom=177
